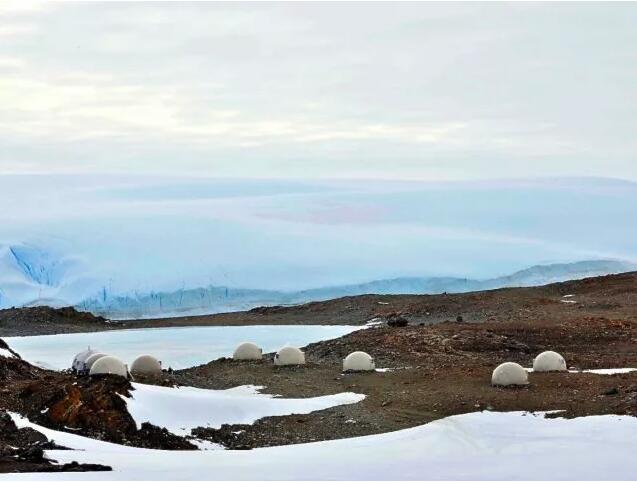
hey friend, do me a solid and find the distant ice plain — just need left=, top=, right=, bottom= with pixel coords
left=1, top=175, right=637, bottom=314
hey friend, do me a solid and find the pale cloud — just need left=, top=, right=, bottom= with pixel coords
left=0, top=56, right=26, bottom=69
left=0, top=2, right=636, bottom=180
left=0, top=72, right=467, bottom=149
left=0, top=24, right=38, bottom=36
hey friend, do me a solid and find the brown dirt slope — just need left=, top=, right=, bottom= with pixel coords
left=2, top=271, right=637, bottom=336
left=168, top=309, right=637, bottom=449
left=0, top=306, right=116, bottom=336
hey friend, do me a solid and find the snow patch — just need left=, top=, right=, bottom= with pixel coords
left=124, top=383, right=365, bottom=436
left=526, top=367, right=637, bottom=375
left=0, top=348, right=15, bottom=358
left=582, top=368, right=637, bottom=375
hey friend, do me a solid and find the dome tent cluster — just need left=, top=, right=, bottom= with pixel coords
left=85, top=352, right=107, bottom=370
left=492, top=350, right=568, bottom=387
left=274, top=346, right=306, bottom=366
left=232, top=342, right=376, bottom=372
left=130, top=355, right=163, bottom=375
left=233, top=342, right=262, bottom=360
left=72, top=347, right=101, bottom=374
left=91, top=355, right=129, bottom=378
left=491, top=362, right=528, bottom=386
left=343, top=351, right=375, bottom=372
left=231, top=342, right=307, bottom=366
left=72, top=342, right=566, bottom=389
left=74, top=342, right=378, bottom=379
left=71, top=348, right=163, bottom=379
left=533, top=350, right=567, bottom=372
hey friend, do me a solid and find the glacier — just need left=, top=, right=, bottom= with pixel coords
left=1, top=175, right=637, bottom=317
left=77, top=259, right=635, bottom=319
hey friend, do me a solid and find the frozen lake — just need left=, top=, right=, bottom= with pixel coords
left=4, top=325, right=360, bottom=371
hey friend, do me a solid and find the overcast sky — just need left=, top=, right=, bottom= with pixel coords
left=1, top=2, right=636, bottom=180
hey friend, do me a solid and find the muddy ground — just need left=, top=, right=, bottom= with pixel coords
left=1, top=272, right=636, bottom=466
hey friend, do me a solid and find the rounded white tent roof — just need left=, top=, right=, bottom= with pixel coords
left=533, top=351, right=567, bottom=372
left=85, top=353, right=107, bottom=370
left=491, top=362, right=528, bottom=386
left=72, top=347, right=99, bottom=371
left=233, top=342, right=262, bottom=361
left=90, top=355, right=128, bottom=378
left=130, top=355, right=162, bottom=375
left=274, top=346, right=305, bottom=366
left=343, top=351, right=375, bottom=372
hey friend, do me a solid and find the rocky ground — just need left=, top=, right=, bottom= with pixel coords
left=0, top=272, right=636, bottom=469
left=168, top=315, right=637, bottom=449
left=0, top=338, right=197, bottom=473
left=3, top=272, right=637, bottom=336
left=0, top=306, right=117, bottom=336
left=0, top=410, right=111, bottom=474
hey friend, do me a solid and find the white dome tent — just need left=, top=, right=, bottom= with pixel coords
left=533, top=351, right=567, bottom=372
left=233, top=342, right=262, bottom=361
left=343, top=351, right=375, bottom=372
left=274, top=346, right=305, bottom=366
left=85, top=353, right=107, bottom=371
left=491, top=362, right=528, bottom=386
left=130, top=355, right=162, bottom=375
left=71, top=347, right=100, bottom=374
left=90, top=355, right=129, bottom=378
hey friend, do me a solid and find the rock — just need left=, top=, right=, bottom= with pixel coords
left=17, top=444, right=45, bottom=462
left=0, top=409, right=112, bottom=472
left=137, top=422, right=197, bottom=450
left=386, top=314, right=408, bottom=327
left=58, top=461, right=112, bottom=472
left=603, top=387, right=619, bottom=396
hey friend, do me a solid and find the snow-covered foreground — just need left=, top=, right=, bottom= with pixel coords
left=125, top=383, right=364, bottom=436
left=4, top=325, right=360, bottom=370
left=5, top=411, right=637, bottom=480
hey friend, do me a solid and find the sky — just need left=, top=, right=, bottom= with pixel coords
left=1, top=1, right=636, bottom=181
